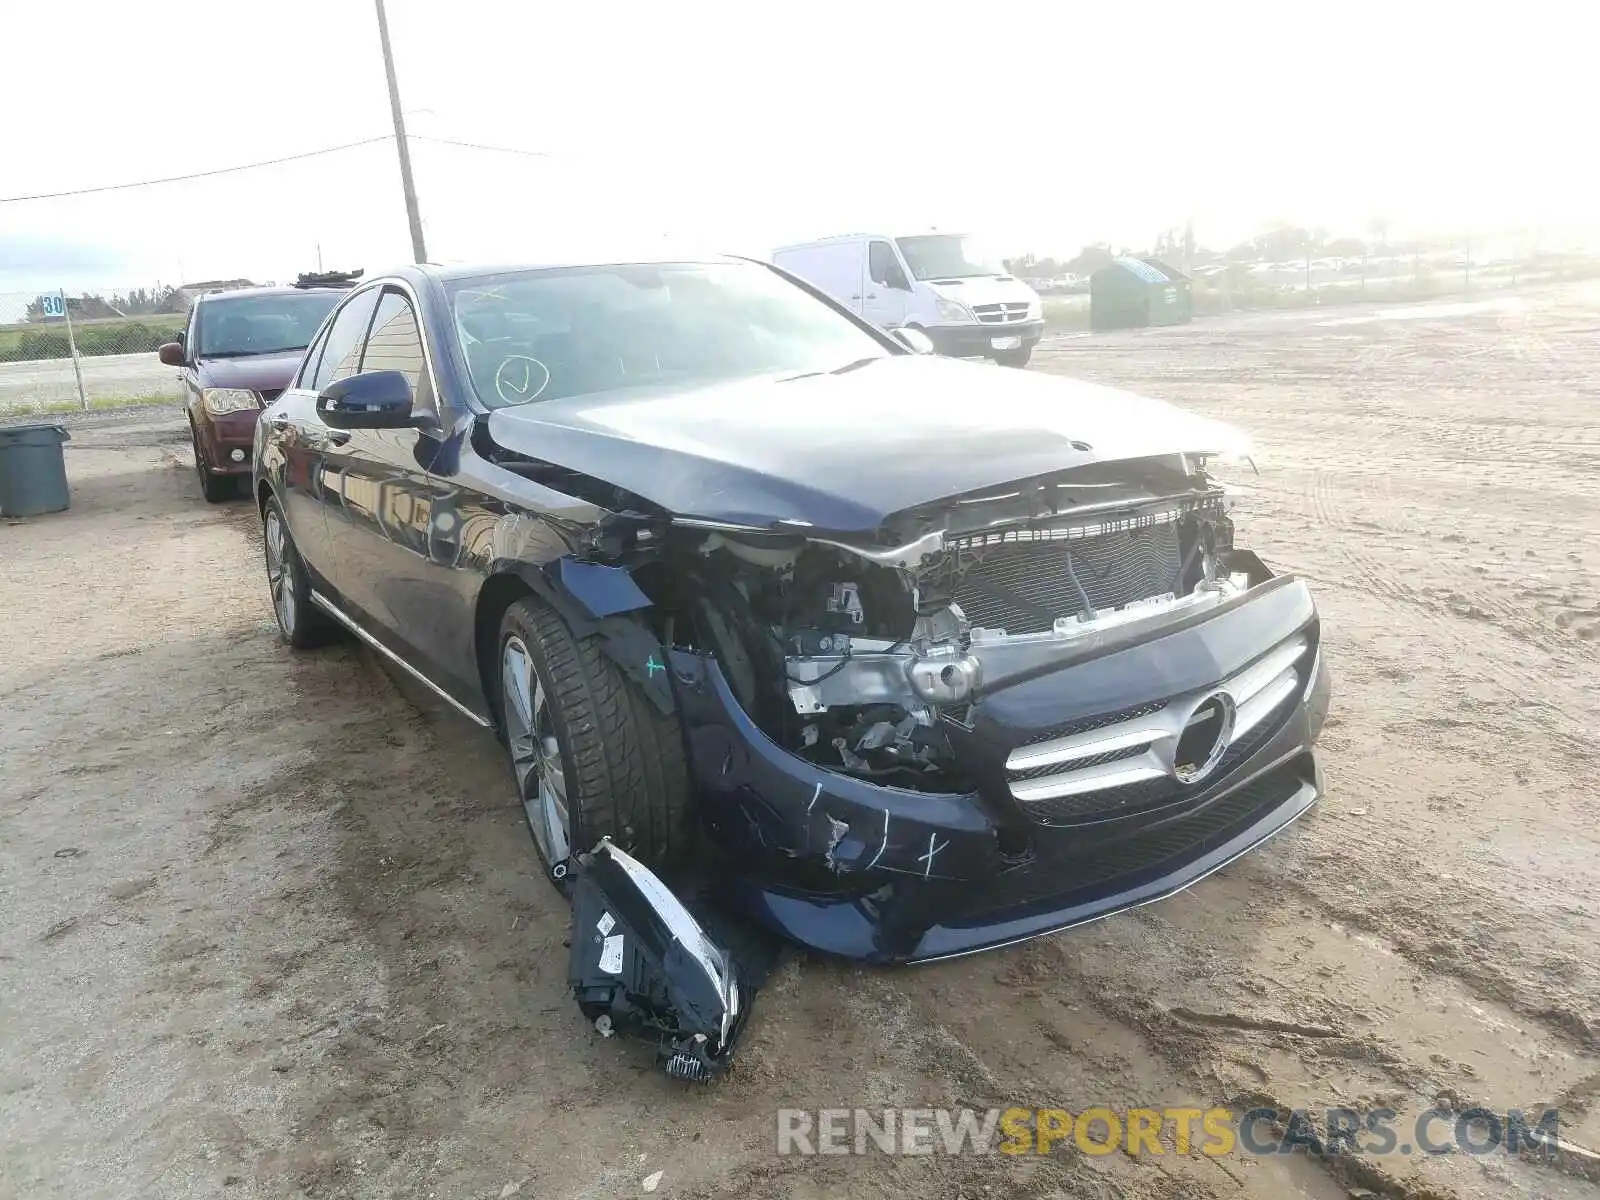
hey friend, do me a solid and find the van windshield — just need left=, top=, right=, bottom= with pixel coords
left=895, top=234, right=1005, bottom=281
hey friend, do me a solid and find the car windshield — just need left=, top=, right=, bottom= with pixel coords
left=448, top=261, right=892, bottom=409
left=195, top=292, right=342, bottom=357
left=895, top=234, right=1005, bottom=281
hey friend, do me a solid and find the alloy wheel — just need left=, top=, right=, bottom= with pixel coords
left=501, top=635, right=572, bottom=879
left=263, top=508, right=296, bottom=639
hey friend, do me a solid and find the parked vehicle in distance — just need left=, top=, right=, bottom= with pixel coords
left=772, top=232, right=1045, bottom=366
left=159, top=271, right=360, bottom=501
left=253, top=254, right=1329, bottom=1068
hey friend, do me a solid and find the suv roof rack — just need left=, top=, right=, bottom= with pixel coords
left=294, top=269, right=363, bottom=289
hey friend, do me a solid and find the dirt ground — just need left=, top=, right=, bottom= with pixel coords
left=4, top=284, right=1599, bottom=1200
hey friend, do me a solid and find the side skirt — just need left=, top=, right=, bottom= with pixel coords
left=308, top=589, right=493, bottom=728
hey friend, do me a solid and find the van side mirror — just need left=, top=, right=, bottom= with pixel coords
left=317, top=370, right=415, bottom=429
left=157, top=342, right=185, bottom=367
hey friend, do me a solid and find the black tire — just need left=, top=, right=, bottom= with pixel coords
left=261, top=495, right=338, bottom=649
left=193, top=425, right=238, bottom=503
left=993, top=344, right=1034, bottom=368
left=497, top=596, right=690, bottom=885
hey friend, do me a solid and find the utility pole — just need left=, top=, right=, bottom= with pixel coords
left=374, top=0, right=427, bottom=263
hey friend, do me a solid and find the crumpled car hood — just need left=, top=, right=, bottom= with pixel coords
left=486, top=354, right=1248, bottom=532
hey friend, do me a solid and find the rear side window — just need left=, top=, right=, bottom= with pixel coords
left=307, top=289, right=381, bottom=392
left=360, top=290, right=436, bottom=413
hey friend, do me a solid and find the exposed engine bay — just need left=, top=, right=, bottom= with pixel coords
left=669, top=454, right=1251, bottom=792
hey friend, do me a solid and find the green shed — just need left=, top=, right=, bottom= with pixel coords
left=1089, top=257, right=1193, bottom=330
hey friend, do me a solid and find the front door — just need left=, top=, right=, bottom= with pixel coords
left=863, top=239, right=911, bottom=329
left=277, top=285, right=382, bottom=583
left=319, top=287, right=451, bottom=664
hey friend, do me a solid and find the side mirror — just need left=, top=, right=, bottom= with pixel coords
left=157, top=342, right=185, bottom=367
left=891, top=327, right=936, bottom=355
left=317, top=370, right=415, bottom=429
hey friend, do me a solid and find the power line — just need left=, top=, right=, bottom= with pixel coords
left=0, top=136, right=395, bottom=204
left=410, top=135, right=563, bottom=160
left=0, top=132, right=572, bottom=207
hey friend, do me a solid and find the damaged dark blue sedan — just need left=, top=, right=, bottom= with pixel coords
left=254, top=254, right=1330, bottom=1077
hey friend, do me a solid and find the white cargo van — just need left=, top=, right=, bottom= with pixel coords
left=771, top=232, right=1045, bottom=366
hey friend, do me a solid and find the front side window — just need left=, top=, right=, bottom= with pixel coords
left=194, top=291, right=343, bottom=358
left=868, top=241, right=909, bottom=290
left=294, top=324, right=330, bottom=390
left=449, top=261, right=891, bottom=410
left=895, top=234, right=1005, bottom=281
left=361, top=290, right=437, bottom=413
left=307, top=288, right=381, bottom=392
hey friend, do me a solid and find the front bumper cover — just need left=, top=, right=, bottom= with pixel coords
left=921, top=318, right=1046, bottom=358
left=196, top=409, right=261, bottom=476
left=670, top=575, right=1330, bottom=964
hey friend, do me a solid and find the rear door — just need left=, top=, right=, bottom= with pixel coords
left=863, top=239, right=911, bottom=328
left=271, top=285, right=381, bottom=586
left=317, top=287, right=452, bottom=661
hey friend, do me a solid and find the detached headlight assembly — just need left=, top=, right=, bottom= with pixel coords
left=935, top=296, right=974, bottom=323
left=202, top=388, right=259, bottom=416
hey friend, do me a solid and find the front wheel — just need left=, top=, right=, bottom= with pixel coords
left=193, top=426, right=238, bottom=502
left=497, top=597, right=690, bottom=888
left=993, top=344, right=1034, bottom=368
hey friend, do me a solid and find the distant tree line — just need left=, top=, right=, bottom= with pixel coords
left=22, top=286, right=185, bottom=322
left=1006, top=224, right=1430, bottom=280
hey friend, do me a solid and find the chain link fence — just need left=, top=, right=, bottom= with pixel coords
left=0, top=288, right=187, bottom=415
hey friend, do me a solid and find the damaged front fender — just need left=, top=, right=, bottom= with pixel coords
left=495, top=556, right=677, bottom=717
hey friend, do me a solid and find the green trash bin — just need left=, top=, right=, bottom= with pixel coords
left=0, top=423, right=72, bottom=517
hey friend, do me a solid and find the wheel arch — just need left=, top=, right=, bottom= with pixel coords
left=473, top=571, right=536, bottom=727
left=472, top=557, right=678, bottom=730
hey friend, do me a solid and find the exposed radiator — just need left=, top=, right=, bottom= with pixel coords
left=953, top=521, right=1183, bottom=634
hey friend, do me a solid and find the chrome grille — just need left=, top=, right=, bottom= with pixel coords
left=1018, top=700, right=1169, bottom=748
left=1020, top=703, right=1286, bottom=824
left=953, top=522, right=1182, bottom=635
left=1003, top=635, right=1315, bottom=825
left=973, top=301, right=1032, bottom=325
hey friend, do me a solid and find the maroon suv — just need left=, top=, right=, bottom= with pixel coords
left=159, top=272, right=358, bottom=501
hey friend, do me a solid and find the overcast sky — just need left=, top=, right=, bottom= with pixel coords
left=1, top=0, right=1592, bottom=293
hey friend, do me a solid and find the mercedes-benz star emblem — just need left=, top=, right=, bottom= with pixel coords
left=1169, top=690, right=1237, bottom=786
